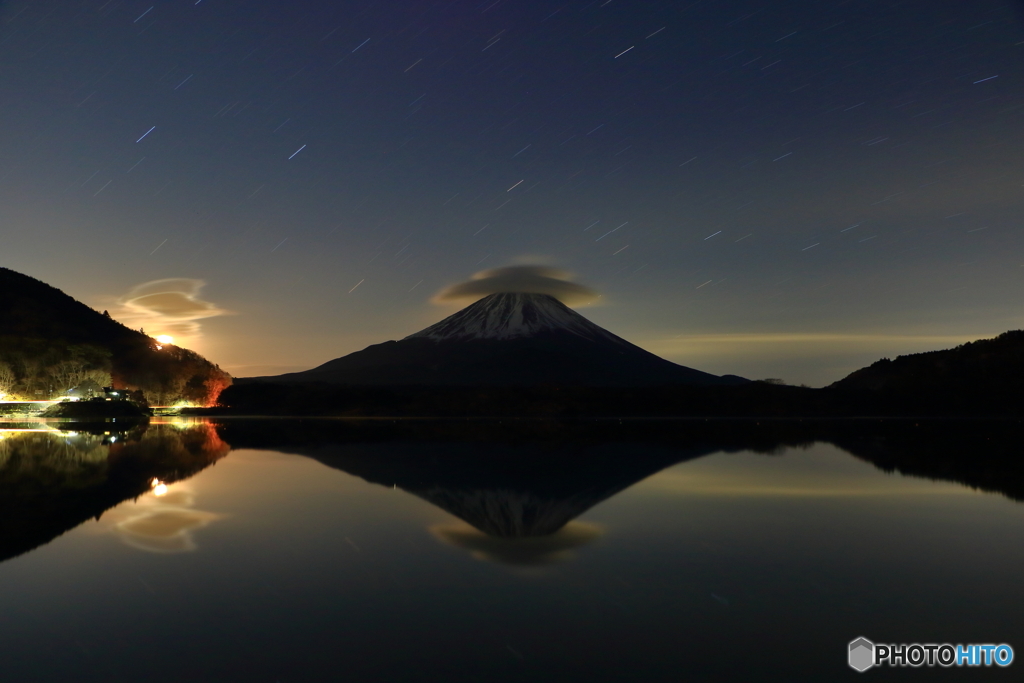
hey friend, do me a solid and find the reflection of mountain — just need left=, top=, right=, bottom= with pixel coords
left=430, top=521, right=604, bottom=566
left=10, top=418, right=1020, bottom=569
left=320, top=442, right=714, bottom=538
left=216, top=419, right=805, bottom=543
left=0, top=422, right=229, bottom=564
left=216, top=417, right=1024, bottom=538
left=245, top=437, right=711, bottom=565
left=422, top=486, right=604, bottom=537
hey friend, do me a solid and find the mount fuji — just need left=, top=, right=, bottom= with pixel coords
left=247, top=293, right=747, bottom=387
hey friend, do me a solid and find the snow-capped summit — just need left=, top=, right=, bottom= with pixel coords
left=406, top=292, right=625, bottom=344
left=247, top=291, right=747, bottom=387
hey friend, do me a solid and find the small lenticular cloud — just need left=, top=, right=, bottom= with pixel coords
left=119, top=278, right=230, bottom=340
left=433, top=265, right=599, bottom=307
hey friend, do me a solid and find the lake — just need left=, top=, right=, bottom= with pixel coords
left=1, top=418, right=1022, bottom=681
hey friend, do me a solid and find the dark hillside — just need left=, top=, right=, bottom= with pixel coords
left=0, top=267, right=230, bottom=405
left=0, top=268, right=139, bottom=343
left=827, top=331, right=1024, bottom=414
left=831, top=331, right=1024, bottom=392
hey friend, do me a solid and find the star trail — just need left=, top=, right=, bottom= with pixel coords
left=1, top=0, right=1022, bottom=384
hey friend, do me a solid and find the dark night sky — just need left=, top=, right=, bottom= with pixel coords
left=2, top=0, right=1023, bottom=384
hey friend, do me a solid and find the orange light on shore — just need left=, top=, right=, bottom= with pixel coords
left=155, top=335, right=174, bottom=344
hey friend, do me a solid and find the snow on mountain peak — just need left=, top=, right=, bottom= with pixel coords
left=405, top=292, right=627, bottom=344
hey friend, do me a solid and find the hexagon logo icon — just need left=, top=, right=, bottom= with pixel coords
left=849, top=637, right=875, bottom=672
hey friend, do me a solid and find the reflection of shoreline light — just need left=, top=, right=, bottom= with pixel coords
left=430, top=521, right=603, bottom=567
left=150, top=478, right=168, bottom=496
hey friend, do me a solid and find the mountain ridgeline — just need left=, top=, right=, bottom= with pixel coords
left=7, top=266, right=1017, bottom=417
left=831, top=330, right=1024, bottom=393
left=0, top=268, right=230, bottom=405
left=246, top=292, right=748, bottom=388
left=823, top=330, right=1024, bottom=414
left=225, top=292, right=1024, bottom=416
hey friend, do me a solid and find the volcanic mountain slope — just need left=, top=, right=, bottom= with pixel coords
left=0, top=267, right=230, bottom=404
left=250, top=292, right=746, bottom=387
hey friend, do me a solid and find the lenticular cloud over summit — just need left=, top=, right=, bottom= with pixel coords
left=433, top=265, right=599, bottom=307
left=118, top=279, right=230, bottom=339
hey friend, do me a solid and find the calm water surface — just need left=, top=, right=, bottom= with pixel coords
left=1, top=418, right=1022, bottom=682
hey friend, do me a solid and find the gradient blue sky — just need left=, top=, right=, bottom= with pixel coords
left=2, top=0, right=1023, bottom=385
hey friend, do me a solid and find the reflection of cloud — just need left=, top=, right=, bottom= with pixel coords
left=117, top=278, right=231, bottom=340
left=430, top=520, right=603, bottom=567
left=116, top=509, right=221, bottom=553
left=432, top=265, right=599, bottom=307
left=112, top=484, right=221, bottom=553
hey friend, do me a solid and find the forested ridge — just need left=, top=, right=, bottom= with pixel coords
left=0, top=268, right=230, bottom=405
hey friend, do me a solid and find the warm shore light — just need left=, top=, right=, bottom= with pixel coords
left=156, top=335, right=174, bottom=344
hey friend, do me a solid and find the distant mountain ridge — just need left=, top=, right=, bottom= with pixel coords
left=222, top=322, right=1024, bottom=417
left=830, top=330, right=1024, bottom=392
left=247, top=292, right=747, bottom=387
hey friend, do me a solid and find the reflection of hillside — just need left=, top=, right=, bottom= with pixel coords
left=0, top=421, right=229, bottom=564
left=820, top=421, right=1024, bottom=503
